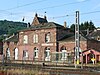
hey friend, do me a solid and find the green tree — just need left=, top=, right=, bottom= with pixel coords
left=70, top=21, right=96, bottom=32
left=0, top=20, right=27, bottom=40
left=70, top=24, right=75, bottom=32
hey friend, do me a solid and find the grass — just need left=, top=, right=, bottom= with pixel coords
left=0, top=66, right=49, bottom=75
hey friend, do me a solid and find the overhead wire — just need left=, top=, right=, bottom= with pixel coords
left=0, top=0, right=48, bottom=15
left=35, top=0, right=90, bottom=11
left=1, top=0, right=100, bottom=23
left=49, top=10, right=100, bottom=20
left=5, top=0, right=48, bottom=10
left=0, top=0, right=90, bottom=16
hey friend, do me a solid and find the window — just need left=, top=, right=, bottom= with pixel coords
left=61, top=50, right=67, bottom=61
left=97, top=36, right=100, bottom=41
left=34, top=47, right=38, bottom=58
left=6, top=48, right=10, bottom=59
left=14, top=48, right=18, bottom=60
left=23, top=50, right=28, bottom=59
left=61, top=46, right=67, bottom=61
left=45, top=47, right=50, bottom=61
left=33, top=34, right=38, bottom=43
left=23, top=35, right=28, bottom=44
left=45, top=33, right=50, bottom=43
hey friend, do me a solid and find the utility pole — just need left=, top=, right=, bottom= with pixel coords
left=75, top=11, right=80, bottom=68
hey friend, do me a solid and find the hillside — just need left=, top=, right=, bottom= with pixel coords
left=0, top=20, right=27, bottom=40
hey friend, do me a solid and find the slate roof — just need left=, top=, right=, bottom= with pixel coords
left=31, top=22, right=64, bottom=29
left=87, top=28, right=100, bottom=41
left=4, top=34, right=18, bottom=42
left=59, top=34, right=87, bottom=42
left=89, top=29, right=100, bottom=37
left=20, top=22, right=67, bottom=32
left=37, top=17, right=48, bottom=24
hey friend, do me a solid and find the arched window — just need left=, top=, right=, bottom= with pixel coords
left=23, top=35, right=28, bottom=44
left=97, top=36, right=100, bottom=41
left=45, top=32, right=50, bottom=43
left=23, top=50, right=28, bottom=60
left=14, top=48, right=18, bottom=60
left=45, top=47, right=50, bottom=61
left=60, top=46, right=67, bottom=61
left=33, top=34, right=38, bottom=43
left=34, top=47, right=38, bottom=58
left=6, top=48, right=10, bottom=59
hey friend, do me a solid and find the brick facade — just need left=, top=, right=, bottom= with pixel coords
left=3, top=41, right=18, bottom=60
left=18, top=28, right=57, bottom=61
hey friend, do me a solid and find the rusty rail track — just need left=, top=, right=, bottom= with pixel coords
left=0, top=62, right=100, bottom=75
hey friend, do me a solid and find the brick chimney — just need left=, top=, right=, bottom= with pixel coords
left=35, top=13, right=38, bottom=17
left=27, top=22, right=30, bottom=28
left=44, top=15, right=47, bottom=20
left=64, top=21, right=67, bottom=28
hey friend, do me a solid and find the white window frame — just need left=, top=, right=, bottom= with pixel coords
left=23, top=50, right=28, bottom=59
left=6, top=48, right=10, bottom=59
left=14, top=48, right=18, bottom=60
left=45, top=47, right=50, bottom=61
left=23, top=35, right=28, bottom=44
left=34, top=47, right=38, bottom=58
left=61, top=50, right=67, bottom=61
left=33, top=34, right=38, bottom=43
left=45, top=33, right=50, bottom=43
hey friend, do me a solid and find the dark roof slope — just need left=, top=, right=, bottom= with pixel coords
left=31, top=22, right=64, bottom=29
left=4, top=34, right=18, bottom=42
left=20, top=22, right=67, bottom=32
left=89, top=29, right=100, bottom=37
left=37, top=17, right=48, bottom=24
left=59, top=34, right=87, bottom=42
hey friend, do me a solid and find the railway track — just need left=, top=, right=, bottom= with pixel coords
left=0, top=63, right=100, bottom=75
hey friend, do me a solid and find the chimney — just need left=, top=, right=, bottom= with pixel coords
left=35, top=13, right=38, bottom=17
left=27, top=22, right=30, bottom=28
left=44, top=11, right=47, bottom=19
left=44, top=15, right=47, bottom=20
left=64, top=21, right=67, bottom=28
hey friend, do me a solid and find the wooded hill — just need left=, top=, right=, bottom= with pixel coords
left=0, top=20, right=27, bottom=40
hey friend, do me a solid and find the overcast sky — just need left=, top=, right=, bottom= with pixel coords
left=0, top=0, right=100, bottom=27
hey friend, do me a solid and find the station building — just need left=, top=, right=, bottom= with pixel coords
left=2, top=13, right=100, bottom=64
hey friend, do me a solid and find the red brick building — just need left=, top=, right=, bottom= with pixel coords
left=2, top=14, right=100, bottom=64
left=3, top=14, right=72, bottom=61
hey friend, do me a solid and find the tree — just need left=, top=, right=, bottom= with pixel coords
left=70, top=24, right=75, bottom=32
left=70, top=21, right=96, bottom=32
left=0, top=20, right=27, bottom=40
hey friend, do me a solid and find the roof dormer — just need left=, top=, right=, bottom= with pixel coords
left=31, top=13, right=48, bottom=26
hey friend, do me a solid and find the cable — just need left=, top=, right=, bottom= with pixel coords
left=0, top=0, right=47, bottom=15
left=81, top=10, right=100, bottom=15
left=0, top=0, right=90, bottom=15
left=36, top=0, right=90, bottom=11
left=49, top=10, right=100, bottom=20
left=5, top=0, right=48, bottom=10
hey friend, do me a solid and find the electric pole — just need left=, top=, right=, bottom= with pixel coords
left=75, top=11, right=80, bottom=68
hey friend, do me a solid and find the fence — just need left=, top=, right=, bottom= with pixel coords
left=51, top=52, right=74, bottom=63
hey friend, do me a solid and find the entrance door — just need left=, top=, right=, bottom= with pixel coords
left=88, top=53, right=94, bottom=63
